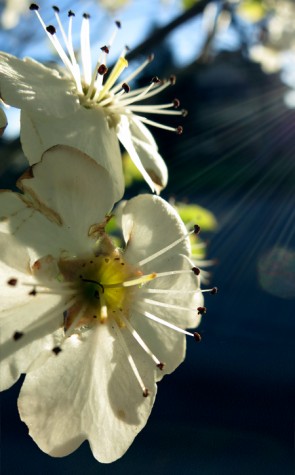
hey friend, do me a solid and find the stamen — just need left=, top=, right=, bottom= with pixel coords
left=143, top=298, right=198, bottom=313
left=113, top=320, right=149, bottom=397
left=140, top=310, right=197, bottom=339
left=138, top=227, right=197, bottom=267
left=7, top=278, right=18, bottom=286
left=102, top=273, right=156, bottom=289
left=121, top=315, right=164, bottom=368
left=95, top=56, right=128, bottom=102
left=13, top=331, right=24, bottom=341
left=197, top=306, right=207, bottom=315
left=52, top=346, right=62, bottom=355
left=132, top=115, right=183, bottom=133
left=81, top=13, right=92, bottom=85
left=111, top=55, right=154, bottom=95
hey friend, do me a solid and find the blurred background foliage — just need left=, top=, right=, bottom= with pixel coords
left=0, top=1, right=294, bottom=474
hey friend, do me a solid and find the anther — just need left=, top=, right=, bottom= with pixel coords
left=170, top=75, right=176, bottom=85
left=52, top=346, right=62, bottom=355
left=46, top=25, right=56, bottom=35
left=197, top=306, right=207, bottom=315
left=143, top=388, right=149, bottom=397
left=68, top=10, right=75, bottom=17
left=7, top=278, right=17, bottom=286
left=13, top=331, right=24, bottom=341
left=52, top=6, right=59, bottom=12
left=182, top=109, right=188, bottom=117
left=83, top=13, right=90, bottom=19
left=115, top=20, right=121, bottom=29
left=101, top=45, right=110, bottom=54
left=192, top=267, right=200, bottom=275
left=157, top=362, right=165, bottom=370
left=148, top=53, right=154, bottom=62
left=29, top=288, right=37, bottom=296
left=122, top=83, right=130, bottom=93
left=98, top=64, right=108, bottom=75
left=211, top=287, right=218, bottom=295
left=29, top=3, right=39, bottom=10
left=173, top=98, right=180, bottom=108
left=176, top=126, right=183, bottom=135
left=194, top=224, right=201, bottom=235
left=194, top=332, right=202, bottom=342
left=151, top=76, right=161, bottom=84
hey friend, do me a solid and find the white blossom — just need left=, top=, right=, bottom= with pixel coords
left=0, top=145, right=211, bottom=463
left=0, top=4, right=186, bottom=193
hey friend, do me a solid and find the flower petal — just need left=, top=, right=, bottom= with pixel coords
left=22, top=145, right=117, bottom=251
left=0, top=232, right=65, bottom=389
left=121, top=194, right=191, bottom=264
left=20, top=107, right=124, bottom=202
left=18, top=322, right=156, bottom=463
left=0, top=107, right=7, bottom=136
left=0, top=53, right=77, bottom=116
left=117, top=116, right=168, bottom=193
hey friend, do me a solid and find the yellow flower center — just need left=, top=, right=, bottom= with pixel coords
left=58, top=251, right=142, bottom=327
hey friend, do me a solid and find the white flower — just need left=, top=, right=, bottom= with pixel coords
left=0, top=145, right=213, bottom=463
left=0, top=4, right=186, bottom=194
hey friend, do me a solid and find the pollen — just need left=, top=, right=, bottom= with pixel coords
left=58, top=251, right=142, bottom=327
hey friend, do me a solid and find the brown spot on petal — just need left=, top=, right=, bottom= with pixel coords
left=117, top=409, right=126, bottom=420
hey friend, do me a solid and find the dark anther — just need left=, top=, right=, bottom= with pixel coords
left=197, top=306, right=207, bottom=315
left=192, top=267, right=200, bottom=276
left=157, top=362, right=165, bottom=370
left=52, top=6, right=59, bottom=12
left=29, top=4, right=39, bottom=11
left=13, top=331, right=24, bottom=341
left=68, top=10, right=75, bottom=17
left=211, top=287, right=218, bottom=295
left=46, top=25, right=56, bottom=35
left=148, top=53, right=154, bottom=62
left=169, top=75, right=176, bottom=85
left=98, top=64, right=108, bottom=75
left=176, top=126, right=183, bottom=135
left=122, top=82, right=130, bottom=93
left=29, top=288, right=37, bottom=296
left=173, top=98, right=180, bottom=108
left=194, top=224, right=201, bottom=235
left=7, top=278, right=17, bottom=286
left=194, top=332, right=202, bottom=342
left=143, top=388, right=149, bottom=397
left=115, top=20, right=121, bottom=28
left=101, top=45, right=110, bottom=54
left=151, top=76, right=160, bottom=84
left=52, top=346, right=62, bottom=355
left=182, top=109, right=188, bottom=117
left=83, top=13, right=90, bottom=19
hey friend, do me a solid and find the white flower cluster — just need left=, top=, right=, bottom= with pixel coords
left=0, top=4, right=216, bottom=464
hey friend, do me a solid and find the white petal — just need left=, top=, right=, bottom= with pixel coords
left=21, top=107, right=124, bottom=203
left=117, top=115, right=168, bottom=193
left=19, top=145, right=116, bottom=247
left=122, top=194, right=191, bottom=264
left=18, top=323, right=156, bottom=463
left=0, top=53, right=77, bottom=117
left=130, top=309, right=186, bottom=379
left=0, top=107, right=7, bottom=136
left=0, top=190, right=88, bottom=261
left=0, top=298, right=62, bottom=390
